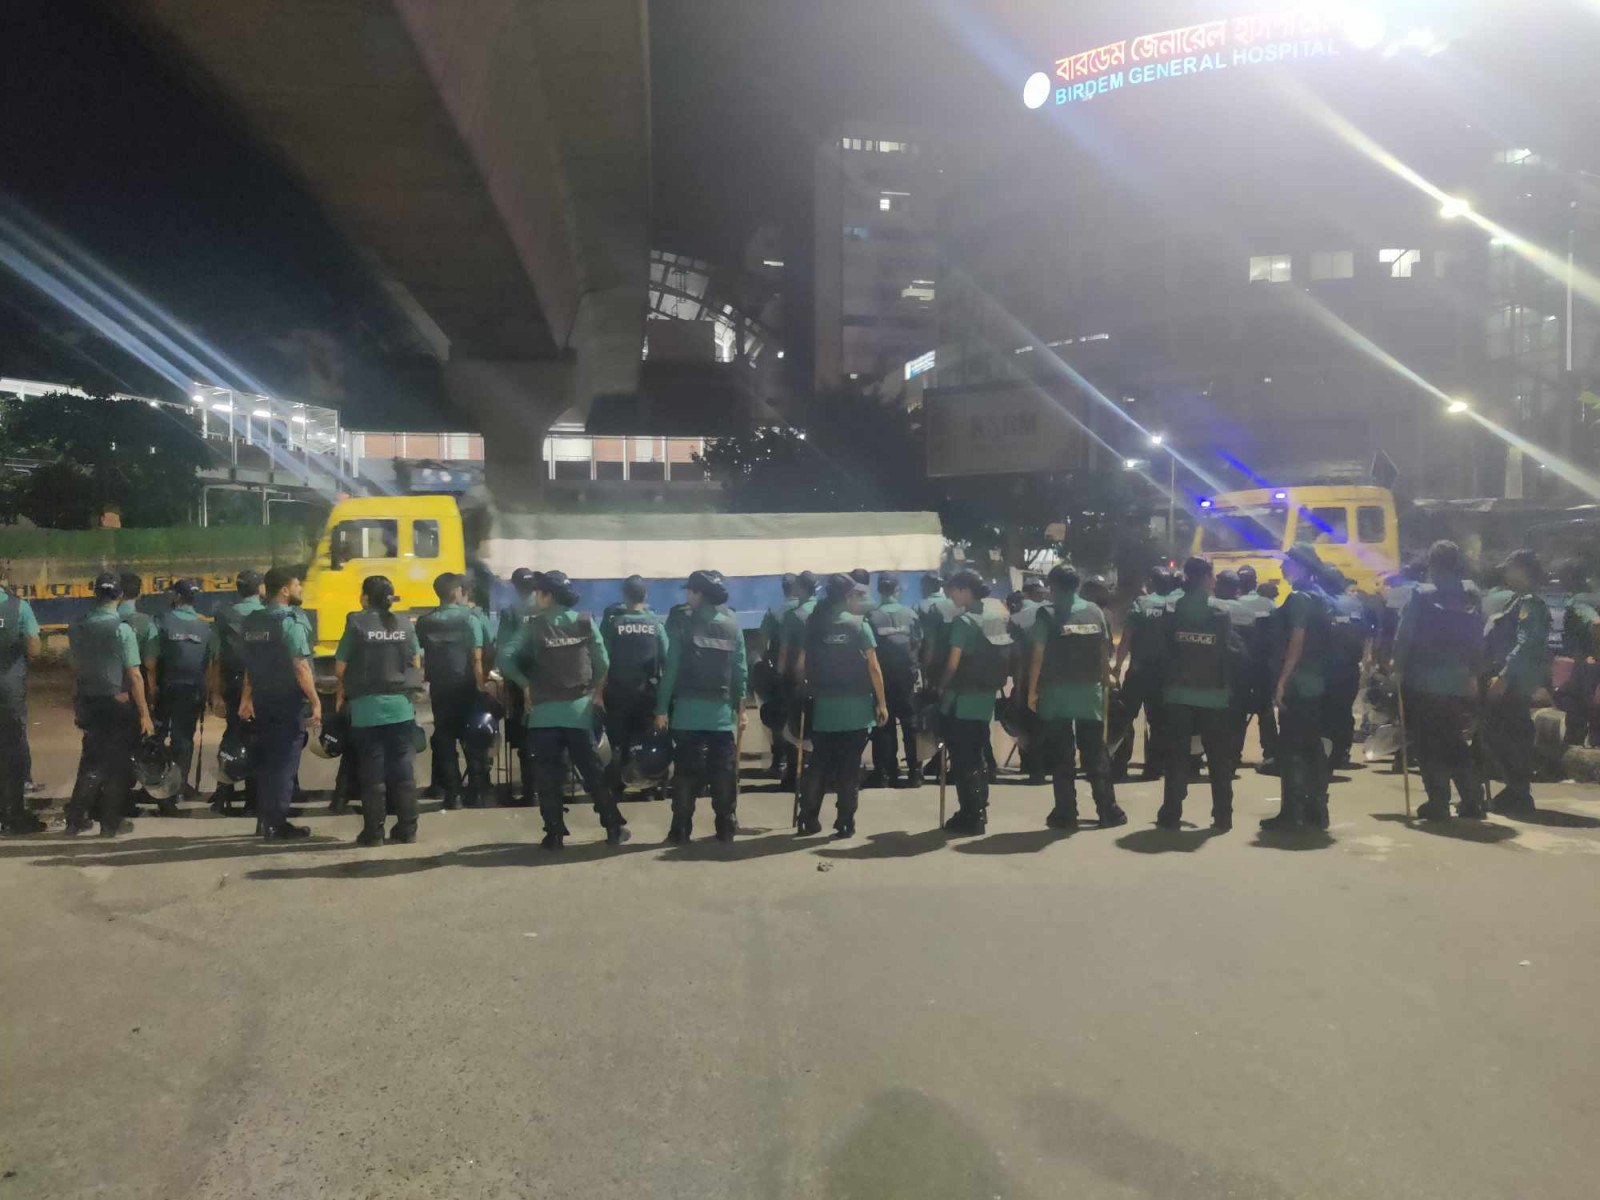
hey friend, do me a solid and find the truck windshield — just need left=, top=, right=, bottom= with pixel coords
left=1199, top=506, right=1286, bottom=553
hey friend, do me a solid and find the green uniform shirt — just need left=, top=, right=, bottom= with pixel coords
left=809, top=609, right=879, bottom=733
left=208, top=595, right=263, bottom=653
left=1029, top=592, right=1106, bottom=721
left=500, top=605, right=608, bottom=730
left=655, top=604, right=749, bottom=732
left=495, top=595, right=539, bottom=665
left=941, top=606, right=998, bottom=722
left=1488, top=593, right=1552, bottom=696
left=1163, top=590, right=1232, bottom=710
left=118, top=599, right=160, bottom=660
left=760, top=596, right=798, bottom=660
left=336, top=620, right=421, bottom=728
left=0, top=586, right=41, bottom=637
left=1281, top=586, right=1327, bottom=699
left=779, top=596, right=818, bottom=666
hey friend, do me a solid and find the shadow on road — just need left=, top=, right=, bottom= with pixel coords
left=1498, top=806, right=1600, bottom=829
left=1373, top=813, right=1520, bottom=844
left=658, top=831, right=816, bottom=864
left=815, top=828, right=948, bottom=861
left=246, top=837, right=658, bottom=880
left=825, top=1088, right=1017, bottom=1200
left=19, top=833, right=349, bottom=868
left=1023, top=1085, right=1295, bottom=1200
left=953, top=827, right=1076, bottom=855
left=1250, top=828, right=1336, bottom=851
left=1115, top=826, right=1220, bottom=854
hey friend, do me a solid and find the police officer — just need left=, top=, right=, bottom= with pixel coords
left=1556, top=560, right=1599, bottom=749
left=148, top=579, right=210, bottom=803
left=416, top=572, right=489, bottom=810
left=336, top=575, right=422, bottom=844
left=1006, top=587, right=1048, bottom=784
left=655, top=569, right=747, bottom=843
left=1026, top=564, right=1124, bottom=829
left=1262, top=545, right=1332, bottom=831
left=1233, top=565, right=1279, bottom=768
left=776, top=570, right=820, bottom=790
left=1156, top=558, right=1244, bottom=831
left=117, top=572, right=159, bottom=696
left=495, top=567, right=541, bottom=806
left=917, top=572, right=959, bottom=777
left=600, top=574, right=669, bottom=795
left=64, top=573, right=154, bottom=836
left=758, top=573, right=799, bottom=778
left=1380, top=558, right=1426, bottom=658
left=239, top=565, right=321, bottom=840
left=865, top=571, right=923, bottom=788
left=1393, top=540, right=1485, bottom=820
left=797, top=574, right=888, bottom=836
left=849, top=568, right=877, bottom=616
left=501, top=570, right=627, bottom=850
left=0, top=566, right=44, bottom=835
left=1081, top=574, right=1114, bottom=610
left=208, top=570, right=264, bottom=813
left=1111, top=567, right=1175, bottom=781
left=1322, top=569, right=1375, bottom=770
left=1481, top=549, right=1551, bottom=816
left=937, top=568, right=1011, bottom=835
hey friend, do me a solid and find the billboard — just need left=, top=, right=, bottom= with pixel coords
left=925, top=385, right=1087, bottom=478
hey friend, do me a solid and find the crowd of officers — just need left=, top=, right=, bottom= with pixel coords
left=0, top=537, right=1584, bottom=844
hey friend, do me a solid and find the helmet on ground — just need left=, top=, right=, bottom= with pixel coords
left=133, top=736, right=181, bottom=800
left=623, top=727, right=673, bottom=787
left=759, top=699, right=782, bottom=731
left=461, top=693, right=502, bottom=752
left=410, top=722, right=428, bottom=754
left=217, top=726, right=254, bottom=784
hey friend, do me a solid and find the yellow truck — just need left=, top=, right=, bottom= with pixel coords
left=1191, top=484, right=1400, bottom=596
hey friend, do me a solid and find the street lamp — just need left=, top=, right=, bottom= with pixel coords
left=1446, top=399, right=1469, bottom=414
left=1438, top=196, right=1471, bottom=220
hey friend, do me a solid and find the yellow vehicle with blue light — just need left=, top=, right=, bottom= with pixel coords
left=1192, top=484, right=1400, bottom=596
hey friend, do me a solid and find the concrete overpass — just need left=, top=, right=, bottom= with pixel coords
left=124, top=0, right=651, bottom=504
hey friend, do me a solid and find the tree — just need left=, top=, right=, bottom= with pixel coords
left=699, top=381, right=1159, bottom=576
left=0, top=392, right=208, bottom=527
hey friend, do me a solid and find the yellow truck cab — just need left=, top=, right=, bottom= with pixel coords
left=300, top=494, right=467, bottom=663
left=1192, top=485, right=1399, bottom=596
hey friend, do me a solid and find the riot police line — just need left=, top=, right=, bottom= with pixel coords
left=0, top=537, right=1583, bottom=843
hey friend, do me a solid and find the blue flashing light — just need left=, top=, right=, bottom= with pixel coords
left=1199, top=499, right=1213, bottom=508
left=1273, top=490, right=1288, bottom=500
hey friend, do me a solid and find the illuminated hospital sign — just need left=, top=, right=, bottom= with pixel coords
left=1022, top=6, right=1424, bottom=108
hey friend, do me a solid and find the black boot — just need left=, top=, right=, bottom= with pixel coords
left=861, top=770, right=887, bottom=789
left=1045, top=806, right=1078, bottom=830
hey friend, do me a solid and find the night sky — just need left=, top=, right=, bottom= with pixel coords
left=1, top=1, right=1593, bottom=404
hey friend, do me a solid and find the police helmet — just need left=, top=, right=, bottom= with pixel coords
left=945, top=568, right=989, bottom=600
left=133, top=736, right=182, bottom=800
left=1081, top=574, right=1113, bottom=606
left=759, top=698, right=782, bottom=731
left=217, top=727, right=254, bottom=784
left=686, top=569, right=729, bottom=606
left=623, top=727, right=674, bottom=788
left=309, top=712, right=348, bottom=760
left=410, top=722, right=428, bottom=754
left=995, top=694, right=1036, bottom=749
left=461, top=694, right=503, bottom=752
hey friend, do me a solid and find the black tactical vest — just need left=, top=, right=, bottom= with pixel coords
left=606, top=610, right=663, bottom=685
left=1325, top=593, right=1370, bottom=663
left=679, top=608, right=740, bottom=700
left=1404, top=583, right=1482, bottom=670
left=158, top=611, right=210, bottom=687
left=1562, top=592, right=1600, bottom=658
left=808, top=613, right=872, bottom=698
left=71, top=613, right=128, bottom=698
left=1164, top=599, right=1231, bottom=692
left=241, top=608, right=302, bottom=706
left=951, top=607, right=1013, bottom=692
left=344, top=609, right=415, bottom=698
left=1040, top=599, right=1106, bottom=686
left=521, top=612, right=595, bottom=703
left=868, top=604, right=918, bottom=679
left=416, top=606, right=475, bottom=687
left=214, top=599, right=251, bottom=677
left=1270, top=589, right=1328, bottom=677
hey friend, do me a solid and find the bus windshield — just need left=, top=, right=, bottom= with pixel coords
left=1199, top=506, right=1287, bottom=553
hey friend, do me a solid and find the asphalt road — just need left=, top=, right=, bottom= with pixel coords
left=4, top=682, right=1600, bottom=1199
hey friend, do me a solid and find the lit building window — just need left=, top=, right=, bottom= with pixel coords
left=879, top=140, right=902, bottom=152
left=761, top=259, right=785, bottom=268
left=900, top=279, right=936, bottom=302
left=879, top=196, right=892, bottom=212
left=1310, top=250, right=1354, bottom=280
left=904, top=350, right=936, bottom=379
left=1248, top=254, right=1292, bottom=283
left=1379, top=248, right=1421, bottom=278
left=844, top=225, right=870, bottom=241
left=1493, top=147, right=1539, bottom=166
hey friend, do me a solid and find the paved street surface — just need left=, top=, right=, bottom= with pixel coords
left=5, top=680, right=1600, bottom=1199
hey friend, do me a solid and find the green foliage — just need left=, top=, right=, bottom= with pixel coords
left=0, top=393, right=207, bottom=528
